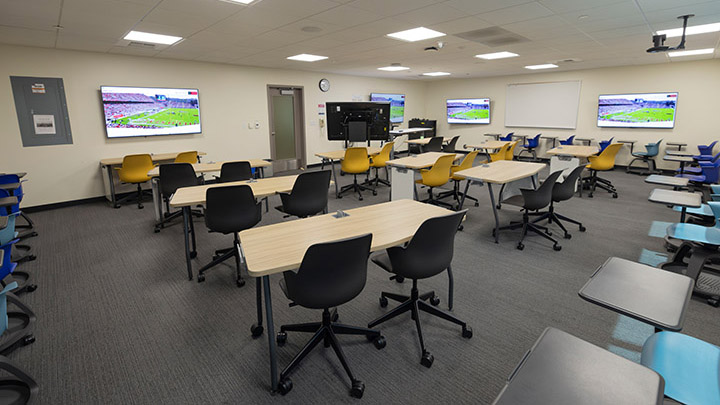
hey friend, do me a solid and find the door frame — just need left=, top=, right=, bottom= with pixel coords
left=267, top=85, right=306, bottom=172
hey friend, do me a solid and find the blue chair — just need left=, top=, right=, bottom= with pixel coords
left=499, top=132, right=513, bottom=142
left=681, top=152, right=720, bottom=175
left=641, top=331, right=720, bottom=404
left=559, top=135, right=575, bottom=145
left=677, top=158, right=720, bottom=185
left=0, top=210, right=35, bottom=294
left=698, top=140, right=717, bottom=156
left=0, top=189, right=34, bottom=264
left=598, top=137, right=614, bottom=152
left=0, top=174, right=35, bottom=238
left=517, top=134, right=541, bottom=160
left=627, top=139, right=662, bottom=174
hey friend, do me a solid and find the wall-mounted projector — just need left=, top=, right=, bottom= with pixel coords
left=647, top=14, right=693, bottom=53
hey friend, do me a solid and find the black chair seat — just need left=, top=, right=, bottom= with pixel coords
left=371, top=252, right=393, bottom=273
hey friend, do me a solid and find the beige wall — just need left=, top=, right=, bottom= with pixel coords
left=0, top=44, right=426, bottom=207
left=426, top=59, right=720, bottom=167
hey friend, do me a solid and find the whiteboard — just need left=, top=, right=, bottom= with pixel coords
left=505, top=80, right=581, bottom=129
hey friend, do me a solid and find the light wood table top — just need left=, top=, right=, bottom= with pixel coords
left=546, top=145, right=599, bottom=158
left=147, top=160, right=270, bottom=177
left=406, top=137, right=452, bottom=146
left=239, top=199, right=454, bottom=276
left=100, top=151, right=207, bottom=166
left=454, top=160, right=546, bottom=184
left=315, top=147, right=382, bottom=161
left=466, top=140, right=510, bottom=150
left=170, top=175, right=300, bottom=208
left=386, top=152, right=459, bottom=170
left=390, top=128, right=433, bottom=135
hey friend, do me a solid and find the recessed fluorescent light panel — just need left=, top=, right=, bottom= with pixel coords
left=668, top=48, right=715, bottom=57
left=123, top=30, right=182, bottom=45
left=524, top=64, right=558, bottom=70
left=387, top=27, right=445, bottom=42
left=475, top=51, right=519, bottom=60
left=658, top=22, right=720, bottom=38
left=221, top=0, right=256, bottom=4
left=287, top=54, right=328, bottom=62
left=378, top=66, right=410, bottom=71
left=423, top=72, right=451, bottom=76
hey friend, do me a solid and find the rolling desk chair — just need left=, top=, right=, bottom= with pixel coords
left=627, top=139, right=662, bottom=175
left=697, top=141, right=717, bottom=156
left=681, top=152, right=720, bottom=175
left=368, top=211, right=472, bottom=368
left=0, top=354, right=37, bottom=403
left=174, top=151, right=198, bottom=164
left=0, top=174, right=36, bottom=240
left=0, top=218, right=36, bottom=294
left=500, top=170, right=564, bottom=251
left=275, top=170, right=331, bottom=219
left=338, top=147, right=375, bottom=201
left=499, top=133, right=514, bottom=142
left=368, top=142, right=394, bottom=187
left=442, top=136, right=460, bottom=153
left=559, top=135, right=575, bottom=145
left=217, top=161, right=252, bottom=183
left=532, top=166, right=586, bottom=239
left=441, top=151, right=480, bottom=207
left=506, top=141, right=519, bottom=161
left=584, top=143, right=623, bottom=198
left=422, top=136, right=444, bottom=153
left=0, top=191, right=34, bottom=265
left=154, top=163, right=202, bottom=233
left=490, top=143, right=511, bottom=162
left=518, top=134, right=541, bottom=161
left=598, top=137, right=614, bottom=153
left=415, top=154, right=455, bottom=209
left=114, top=154, right=155, bottom=209
left=677, top=159, right=720, bottom=186
left=196, top=185, right=261, bottom=287
left=275, top=234, right=385, bottom=398
left=0, top=280, right=35, bottom=355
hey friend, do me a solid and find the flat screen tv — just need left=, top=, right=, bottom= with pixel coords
left=370, top=93, right=405, bottom=123
left=597, top=92, right=677, bottom=128
left=101, top=86, right=201, bottom=138
left=326, top=102, right=390, bottom=142
left=447, top=98, right=490, bottom=124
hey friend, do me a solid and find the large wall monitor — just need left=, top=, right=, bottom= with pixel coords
left=370, top=93, right=405, bottom=123
left=101, top=86, right=201, bottom=138
left=597, top=92, right=678, bottom=128
left=447, top=98, right=490, bottom=124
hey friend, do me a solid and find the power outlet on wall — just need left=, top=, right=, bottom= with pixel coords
left=254, top=121, right=260, bottom=129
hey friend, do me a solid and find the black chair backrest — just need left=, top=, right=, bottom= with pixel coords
left=283, top=170, right=331, bottom=217
left=552, top=166, right=585, bottom=202
left=520, top=170, right=563, bottom=211
left=219, top=161, right=253, bottom=183
left=442, top=136, right=460, bottom=153
left=205, top=185, right=261, bottom=234
left=283, top=233, right=373, bottom=309
left=424, top=137, right=444, bottom=152
left=159, top=163, right=198, bottom=197
left=387, top=210, right=466, bottom=280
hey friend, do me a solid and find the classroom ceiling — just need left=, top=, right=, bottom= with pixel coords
left=2, top=0, right=720, bottom=79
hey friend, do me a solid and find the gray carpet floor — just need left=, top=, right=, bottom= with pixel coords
left=10, top=164, right=720, bottom=404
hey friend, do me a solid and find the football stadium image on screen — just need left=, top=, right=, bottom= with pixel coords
left=370, top=93, right=405, bottom=123
left=597, top=92, right=677, bottom=128
left=101, top=86, right=201, bottom=138
left=447, top=98, right=490, bottom=124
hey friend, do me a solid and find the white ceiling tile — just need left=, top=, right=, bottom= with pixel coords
left=308, top=5, right=384, bottom=26
left=539, top=0, right=631, bottom=13
left=394, top=3, right=469, bottom=26
left=55, top=32, right=116, bottom=52
left=349, top=0, right=440, bottom=17
left=445, top=0, right=534, bottom=15
left=479, top=2, right=555, bottom=25
left=0, top=26, right=57, bottom=48
left=429, top=16, right=493, bottom=36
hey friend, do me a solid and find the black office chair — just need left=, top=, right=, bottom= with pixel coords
left=154, top=163, right=202, bottom=233
left=217, top=161, right=253, bottom=183
left=442, top=136, right=460, bottom=153
left=275, top=234, right=385, bottom=398
left=196, top=185, right=261, bottom=287
left=499, top=170, right=563, bottom=251
left=422, top=137, right=444, bottom=153
left=368, top=210, right=471, bottom=368
left=532, top=166, right=586, bottom=239
left=275, top=170, right=331, bottom=219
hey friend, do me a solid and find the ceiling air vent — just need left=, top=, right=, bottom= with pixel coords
left=454, top=27, right=529, bottom=47
left=128, top=41, right=156, bottom=49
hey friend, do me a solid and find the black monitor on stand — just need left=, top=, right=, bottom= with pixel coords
left=326, top=102, right=390, bottom=148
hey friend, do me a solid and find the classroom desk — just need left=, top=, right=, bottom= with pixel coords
left=315, top=147, right=382, bottom=198
left=466, top=141, right=510, bottom=160
left=574, top=137, right=594, bottom=146
left=405, top=136, right=452, bottom=146
left=454, top=160, right=545, bottom=243
left=493, top=327, right=664, bottom=405
left=665, top=150, right=694, bottom=157
left=0, top=196, right=18, bottom=215
left=579, top=257, right=694, bottom=332
left=386, top=152, right=459, bottom=201
left=238, top=199, right=454, bottom=392
left=389, top=128, right=433, bottom=137
left=0, top=183, right=20, bottom=192
left=100, top=151, right=206, bottom=208
left=648, top=188, right=701, bottom=223
left=546, top=145, right=599, bottom=183
left=666, top=142, right=687, bottom=151
left=662, top=154, right=694, bottom=175
left=169, top=175, right=302, bottom=280
left=484, top=133, right=502, bottom=140
left=540, top=135, right=558, bottom=148
left=644, top=175, right=688, bottom=190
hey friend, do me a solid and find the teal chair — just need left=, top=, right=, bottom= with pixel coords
left=627, top=139, right=662, bottom=174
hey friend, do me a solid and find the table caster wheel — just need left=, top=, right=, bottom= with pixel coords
left=138, top=204, right=144, bottom=209
left=190, top=251, right=197, bottom=259
left=517, top=243, right=524, bottom=250
left=579, top=226, right=586, bottom=232
left=458, top=225, right=464, bottom=231
left=474, top=202, right=479, bottom=207
left=462, top=326, right=473, bottom=339
left=379, top=296, right=388, bottom=308
left=113, top=204, right=121, bottom=209
left=359, top=197, right=363, bottom=201
left=251, top=324, right=263, bottom=338
left=588, top=194, right=594, bottom=198
left=708, top=298, right=720, bottom=307
left=30, top=232, right=38, bottom=237
left=350, top=380, right=364, bottom=399
left=26, top=284, right=37, bottom=293
left=277, top=331, right=287, bottom=346
left=553, top=244, right=562, bottom=251
left=373, top=191, right=377, bottom=196
left=337, top=195, right=342, bottom=199
left=237, top=278, right=246, bottom=288
left=197, top=274, right=205, bottom=283
left=394, top=276, right=405, bottom=283
left=612, top=193, right=618, bottom=198
left=421, top=351, right=434, bottom=368
left=154, top=227, right=160, bottom=233
left=373, top=335, right=386, bottom=349
left=564, top=233, right=571, bottom=239
left=278, top=378, right=292, bottom=395
left=23, top=335, right=35, bottom=345
left=430, top=295, right=440, bottom=306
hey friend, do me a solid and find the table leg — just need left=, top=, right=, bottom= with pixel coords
left=531, top=174, right=537, bottom=189
left=457, top=181, right=471, bottom=210
left=679, top=162, right=685, bottom=175
left=488, top=184, right=500, bottom=243
left=262, top=275, right=279, bottom=392
left=106, top=165, right=118, bottom=208
left=330, top=159, right=339, bottom=198
left=680, top=207, right=687, bottom=223
left=182, top=206, right=193, bottom=281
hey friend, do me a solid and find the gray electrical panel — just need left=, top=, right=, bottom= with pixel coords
left=10, top=76, right=73, bottom=147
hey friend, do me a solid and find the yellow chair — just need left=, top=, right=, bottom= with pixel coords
left=115, top=154, right=156, bottom=209
left=174, top=151, right=198, bottom=164
left=505, top=141, right=519, bottom=160
left=369, top=142, right=394, bottom=187
left=339, top=147, right=375, bottom=200
left=584, top=143, right=623, bottom=198
left=449, top=151, right=481, bottom=206
left=489, top=143, right=510, bottom=162
left=415, top=154, right=456, bottom=208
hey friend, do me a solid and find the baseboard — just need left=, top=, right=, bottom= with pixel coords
left=22, top=190, right=149, bottom=213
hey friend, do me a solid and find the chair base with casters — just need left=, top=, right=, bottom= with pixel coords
left=516, top=148, right=537, bottom=161
left=1, top=272, right=36, bottom=295
left=531, top=204, right=586, bottom=240
left=499, top=207, right=562, bottom=251
left=583, top=170, right=618, bottom=198
left=365, top=166, right=390, bottom=187
left=368, top=278, right=471, bottom=368
left=154, top=203, right=203, bottom=233
left=276, top=307, right=386, bottom=398
left=437, top=181, right=479, bottom=209
left=626, top=155, right=660, bottom=175
left=196, top=233, right=245, bottom=287
left=0, top=285, right=36, bottom=356
left=415, top=184, right=455, bottom=209
left=338, top=173, right=376, bottom=201
left=0, top=355, right=38, bottom=404
left=658, top=241, right=720, bottom=307
left=113, top=183, right=153, bottom=209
